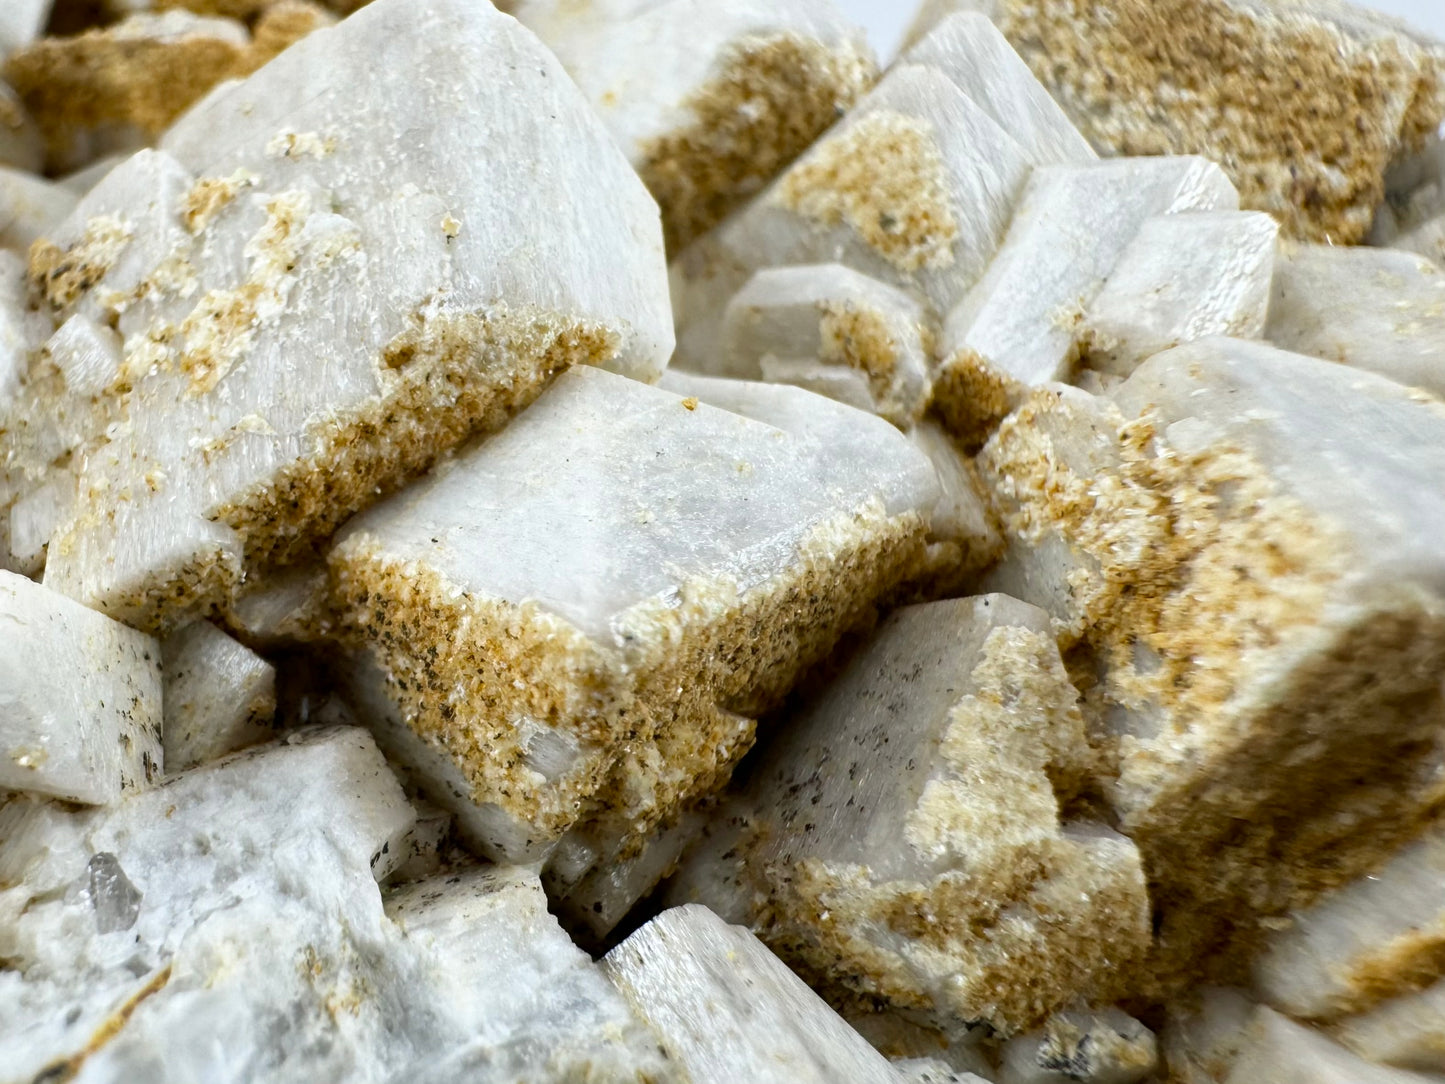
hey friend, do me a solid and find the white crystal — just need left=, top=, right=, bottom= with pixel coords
left=672, top=60, right=1033, bottom=370
left=667, top=595, right=1150, bottom=1033
left=998, top=1010, right=1157, bottom=1084
left=0, top=569, right=162, bottom=803
left=719, top=262, right=933, bottom=424
left=1266, top=243, right=1445, bottom=399
left=0, top=728, right=417, bottom=1081
left=0, top=164, right=78, bottom=252
left=160, top=620, right=276, bottom=772
left=934, top=157, right=1237, bottom=442
left=328, top=365, right=938, bottom=928
left=1254, top=821, right=1445, bottom=1021
left=0, top=734, right=662, bottom=1082
left=222, top=562, right=332, bottom=649
left=14, top=0, right=670, bottom=633
left=899, top=11, right=1094, bottom=167
left=1224, top=1008, right=1445, bottom=1084
left=0, top=0, right=49, bottom=57
left=1082, top=210, right=1277, bottom=376
left=602, top=904, right=909, bottom=1084
left=1336, top=981, right=1445, bottom=1074
left=384, top=865, right=671, bottom=1081
left=907, top=419, right=1000, bottom=554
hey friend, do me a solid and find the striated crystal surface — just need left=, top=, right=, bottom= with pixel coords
left=0, top=569, right=162, bottom=803
left=7, top=0, right=670, bottom=634
left=602, top=904, right=909, bottom=1084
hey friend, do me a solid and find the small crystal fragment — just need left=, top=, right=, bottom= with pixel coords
left=84, top=851, right=143, bottom=934
left=720, top=262, right=933, bottom=424
left=998, top=1009, right=1158, bottom=1084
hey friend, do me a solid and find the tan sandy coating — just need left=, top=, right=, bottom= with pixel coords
left=818, top=301, right=898, bottom=394
left=930, top=347, right=1018, bottom=452
left=982, top=389, right=1445, bottom=990
left=638, top=33, right=875, bottom=253
left=28, top=214, right=133, bottom=310
left=330, top=503, right=929, bottom=855
left=989, top=0, right=1445, bottom=242
left=1325, top=925, right=1445, bottom=1020
left=776, top=109, right=959, bottom=273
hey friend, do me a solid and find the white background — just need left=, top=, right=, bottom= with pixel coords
left=840, top=0, right=1445, bottom=62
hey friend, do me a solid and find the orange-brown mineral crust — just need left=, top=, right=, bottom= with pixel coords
left=986, top=0, right=1445, bottom=243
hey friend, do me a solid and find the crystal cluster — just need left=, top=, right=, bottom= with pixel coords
left=3, top=0, right=1445, bottom=1080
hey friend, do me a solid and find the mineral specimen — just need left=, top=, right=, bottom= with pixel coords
left=3, top=0, right=1445, bottom=1078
